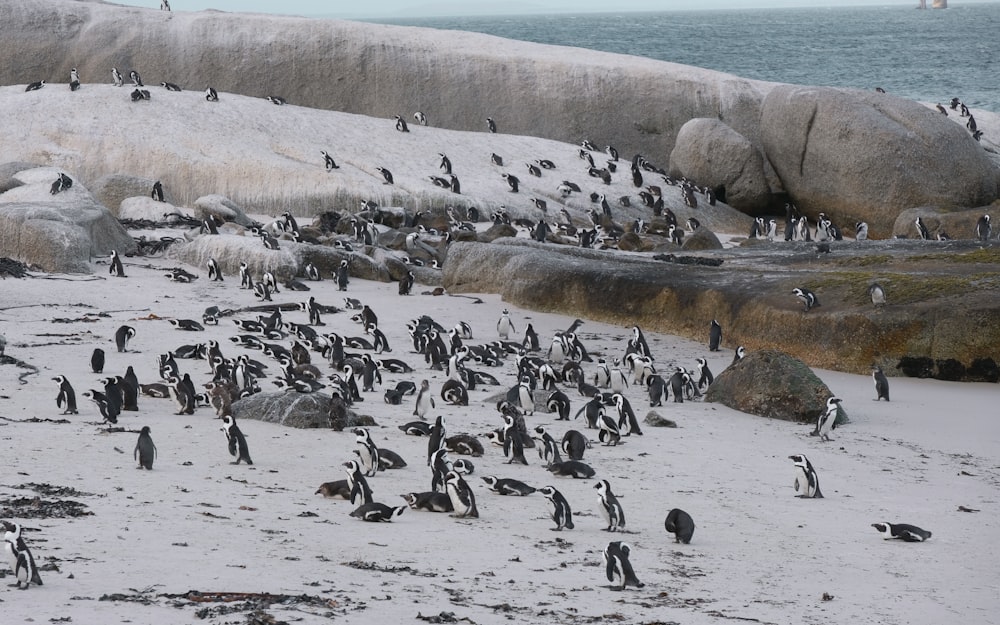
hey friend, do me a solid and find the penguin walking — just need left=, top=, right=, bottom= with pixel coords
left=221, top=415, right=253, bottom=465
left=816, top=396, right=841, bottom=442
left=709, top=319, right=722, bottom=352
left=111, top=67, right=124, bottom=87
left=486, top=117, right=497, bottom=133
left=354, top=427, right=381, bottom=477
left=445, top=470, right=479, bottom=518
left=414, top=379, right=435, bottom=420
left=539, top=485, right=574, bottom=530
left=134, top=426, right=157, bottom=469
left=594, top=479, right=626, bottom=532
left=792, top=287, right=819, bottom=312
left=3, top=522, right=43, bottom=589
left=789, top=454, right=823, bottom=498
left=114, top=325, right=136, bottom=353
left=872, top=366, right=890, bottom=401
left=533, top=425, right=563, bottom=466
left=603, top=541, right=643, bottom=591
left=53, top=375, right=78, bottom=414
left=321, top=150, right=339, bottom=171
left=871, top=522, right=932, bottom=542
left=497, top=309, right=516, bottom=340
left=664, top=508, right=695, bottom=544
left=109, top=249, right=126, bottom=277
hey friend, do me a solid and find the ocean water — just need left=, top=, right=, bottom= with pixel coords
left=366, top=3, right=999, bottom=112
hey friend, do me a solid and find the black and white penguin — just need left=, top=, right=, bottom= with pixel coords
left=109, top=249, right=126, bottom=277
left=398, top=271, right=414, bottom=296
left=731, top=345, right=746, bottom=366
left=915, top=217, right=931, bottom=240
left=482, top=475, right=536, bottom=496
left=871, top=522, right=932, bottom=542
left=205, top=86, right=219, bottom=102
left=401, top=491, right=453, bottom=512
left=789, top=454, right=823, bottom=498
left=664, top=508, right=695, bottom=544
left=502, top=173, right=520, bottom=193
left=320, top=150, right=339, bottom=171
left=150, top=180, right=164, bottom=202
left=112, top=67, right=124, bottom=87
left=869, top=283, right=886, bottom=308
left=134, top=425, right=157, bottom=470
left=3, top=522, right=43, bottom=589
left=816, top=396, right=841, bottom=442
left=413, top=380, right=435, bottom=421
left=792, top=287, right=819, bottom=312
left=855, top=221, right=869, bottom=241
left=53, top=375, right=78, bottom=414
left=207, top=257, right=223, bottom=282
left=90, top=347, right=105, bottom=374
left=709, top=319, right=722, bottom=352
left=169, top=318, right=205, bottom=332
left=539, top=485, right=574, bottom=530
left=501, top=414, right=528, bottom=465
left=695, top=357, right=713, bottom=391
left=376, top=166, right=394, bottom=184
left=496, top=309, right=516, bottom=340
left=114, top=325, right=135, bottom=352
left=221, top=415, right=253, bottom=465
left=548, top=459, right=595, bottom=479
left=445, top=470, right=479, bottom=518
left=129, top=70, right=143, bottom=87
left=393, top=114, right=409, bottom=132
left=561, top=430, right=589, bottom=461
left=546, top=390, right=571, bottom=421
left=976, top=214, right=992, bottom=242
left=872, top=366, right=890, bottom=401
left=161, top=81, right=182, bottom=91
left=533, top=425, right=563, bottom=466
left=266, top=95, right=286, bottom=105
left=25, top=80, right=46, bottom=92
left=354, top=427, right=381, bottom=477
left=413, top=111, right=427, bottom=126
left=594, top=479, right=625, bottom=532
left=69, top=68, right=80, bottom=91
left=486, top=117, right=497, bottom=133
left=350, top=502, right=406, bottom=522
left=603, top=541, right=643, bottom=591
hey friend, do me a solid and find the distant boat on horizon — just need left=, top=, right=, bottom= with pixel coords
left=917, top=0, right=948, bottom=8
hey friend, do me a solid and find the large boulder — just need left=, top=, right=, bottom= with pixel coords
left=90, top=174, right=165, bottom=216
left=761, top=86, right=998, bottom=238
left=0, top=167, right=136, bottom=272
left=891, top=205, right=996, bottom=240
left=192, top=195, right=255, bottom=228
left=704, top=349, right=843, bottom=424
left=668, top=118, right=771, bottom=212
left=232, top=391, right=375, bottom=430
left=118, top=196, right=186, bottom=222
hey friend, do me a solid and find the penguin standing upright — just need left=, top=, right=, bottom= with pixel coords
left=91, top=348, right=105, bottom=373
left=207, top=257, right=223, bottom=281
left=134, top=426, right=157, bottom=469
left=603, top=541, right=644, bottom=591
left=516, top=376, right=534, bottom=416
left=594, top=479, right=626, bottom=532
left=709, top=319, right=722, bottom=352
left=539, top=485, right=574, bottom=530
left=497, top=309, right=516, bottom=340
left=151, top=180, right=164, bottom=202
left=816, top=396, right=842, bottom=442
left=337, top=259, right=349, bottom=291
left=664, top=508, right=695, bottom=544
left=114, top=325, right=135, bottom=353
left=221, top=415, right=253, bottom=465
left=501, top=414, right=528, bottom=465
left=872, top=366, right=890, bottom=401
left=975, top=214, right=992, bottom=242
left=3, top=522, right=43, bottom=589
left=354, top=427, right=381, bottom=477
left=109, top=249, right=126, bottom=277
left=445, top=470, right=479, bottom=518
left=789, top=454, right=823, bottom=498
left=414, top=379, right=435, bottom=420
left=53, top=375, right=78, bottom=414
left=427, top=415, right=445, bottom=466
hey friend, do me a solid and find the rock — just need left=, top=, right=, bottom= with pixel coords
left=704, top=349, right=843, bottom=424
left=0, top=161, right=39, bottom=193
left=90, top=174, right=164, bottom=216
left=761, top=86, right=998, bottom=238
left=0, top=167, right=136, bottom=273
left=616, top=232, right=645, bottom=252
left=681, top=226, right=723, bottom=251
left=232, top=391, right=375, bottom=430
left=668, top=118, right=771, bottom=212
left=478, top=223, right=518, bottom=243
left=891, top=205, right=995, bottom=240
left=193, top=195, right=255, bottom=228
left=118, top=196, right=186, bottom=222
left=644, top=411, right=677, bottom=428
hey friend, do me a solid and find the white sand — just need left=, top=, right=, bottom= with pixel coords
left=0, top=253, right=998, bottom=624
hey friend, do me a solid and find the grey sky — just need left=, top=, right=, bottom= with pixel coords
left=121, top=1, right=985, bottom=19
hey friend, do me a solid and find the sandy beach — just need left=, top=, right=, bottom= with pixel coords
left=1, top=248, right=997, bottom=625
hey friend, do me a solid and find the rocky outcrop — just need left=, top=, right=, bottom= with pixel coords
left=760, top=86, right=998, bottom=238
left=668, top=118, right=770, bottom=212
left=193, top=195, right=255, bottom=228
left=90, top=174, right=164, bottom=216
left=0, top=167, right=136, bottom=273
left=704, top=349, right=842, bottom=424
left=442, top=238, right=1000, bottom=377
left=118, top=196, right=186, bottom=222
left=891, top=205, right=996, bottom=240
left=232, top=391, right=375, bottom=430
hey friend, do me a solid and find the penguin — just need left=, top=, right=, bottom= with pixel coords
left=335, top=259, right=350, bottom=291
left=445, top=470, right=478, bottom=518
left=792, top=287, right=819, bottom=312
left=539, top=485, right=574, bottom=530
left=53, top=375, right=78, bottom=414
left=594, top=479, right=625, bottom=532
left=3, top=522, right=43, bottom=589
left=516, top=377, right=534, bottom=416
left=533, top=426, right=563, bottom=467
left=109, top=249, right=126, bottom=277
left=394, top=114, right=409, bottom=132
left=23, top=79, right=45, bottom=92
left=501, top=414, right=528, bottom=465
left=398, top=271, right=414, bottom=296
left=976, top=214, right=992, bottom=242
left=134, top=426, right=157, bottom=470
left=548, top=459, right=595, bottom=479
left=221, top=415, right=253, bottom=465
left=151, top=180, right=164, bottom=202
left=709, top=319, right=722, bottom=352
left=695, top=357, right=713, bottom=391
left=915, top=217, right=930, bottom=240
left=789, top=454, right=823, bottom=498
left=486, top=117, right=497, bottom=133
left=597, top=406, right=621, bottom=446
left=855, top=221, right=869, bottom=241
left=871, top=522, right=932, bottom=542
left=561, top=430, right=589, bottom=461
left=664, top=508, right=695, bottom=544
left=426, top=414, right=446, bottom=466
left=129, top=70, right=143, bottom=87
left=376, top=166, right=394, bottom=184
left=413, top=379, right=435, bottom=421
left=731, top=345, right=746, bottom=366
left=869, top=283, right=886, bottom=308
left=482, top=476, right=536, bottom=496
left=646, top=374, right=668, bottom=407
left=112, top=67, right=124, bottom=87
left=604, top=542, right=644, bottom=591
left=115, top=325, right=135, bottom=353
left=69, top=67, right=80, bottom=91
left=161, top=81, right=182, bottom=91
left=205, top=86, right=219, bottom=102
left=321, top=150, right=339, bottom=171
left=169, top=319, right=205, bottom=332
left=872, top=366, right=890, bottom=401
left=496, top=309, right=516, bottom=340
left=398, top=492, right=452, bottom=515
left=546, top=389, right=571, bottom=420
left=266, top=95, right=286, bottom=105
left=816, top=396, right=841, bottom=442
left=350, top=502, right=406, bottom=522
left=121, top=365, right=140, bottom=411
left=354, top=427, right=381, bottom=477
left=502, top=173, right=520, bottom=193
